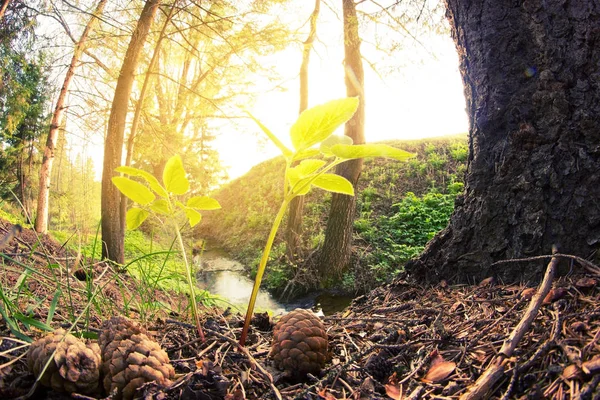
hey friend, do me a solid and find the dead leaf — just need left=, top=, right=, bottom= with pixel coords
left=479, top=277, right=495, bottom=287
left=570, top=321, right=588, bottom=333
left=423, top=353, right=456, bottom=383
left=582, top=356, right=600, bottom=374
left=562, top=364, right=582, bottom=380
left=385, top=383, right=404, bottom=400
left=224, top=389, right=246, bottom=400
left=520, top=288, right=536, bottom=300
left=449, top=301, right=463, bottom=313
left=543, top=288, right=568, bottom=304
left=318, top=389, right=338, bottom=399
left=575, top=277, right=597, bottom=289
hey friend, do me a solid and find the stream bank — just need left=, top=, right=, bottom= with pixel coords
left=194, top=245, right=353, bottom=315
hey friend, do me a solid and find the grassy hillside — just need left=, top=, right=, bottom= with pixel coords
left=196, top=134, right=469, bottom=295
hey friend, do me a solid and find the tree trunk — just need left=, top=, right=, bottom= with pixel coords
left=0, top=0, right=10, bottom=21
left=286, top=0, right=320, bottom=262
left=406, top=0, right=600, bottom=284
left=317, top=0, right=365, bottom=278
left=121, top=2, right=176, bottom=235
left=101, top=0, right=160, bottom=263
left=35, top=0, right=106, bottom=233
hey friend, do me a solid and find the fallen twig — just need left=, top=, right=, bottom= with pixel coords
left=460, top=246, right=560, bottom=400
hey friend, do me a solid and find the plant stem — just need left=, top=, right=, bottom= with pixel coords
left=239, top=198, right=291, bottom=346
left=174, top=223, right=205, bottom=342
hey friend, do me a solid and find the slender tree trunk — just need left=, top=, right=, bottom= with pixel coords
left=35, top=0, right=107, bottom=233
left=0, top=0, right=10, bottom=21
left=406, top=0, right=600, bottom=283
left=101, top=0, right=160, bottom=263
left=286, top=0, right=320, bottom=262
left=120, top=3, right=177, bottom=235
left=317, top=0, right=365, bottom=278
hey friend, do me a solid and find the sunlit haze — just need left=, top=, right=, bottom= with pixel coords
left=79, top=1, right=469, bottom=184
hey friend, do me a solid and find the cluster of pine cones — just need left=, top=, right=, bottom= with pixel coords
left=27, top=317, right=174, bottom=400
left=27, top=309, right=329, bottom=398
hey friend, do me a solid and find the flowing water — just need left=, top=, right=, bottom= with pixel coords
left=195, top=246, right=352, bottom=315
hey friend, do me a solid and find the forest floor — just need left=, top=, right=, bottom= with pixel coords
left=1, top=220, right=600, bottom=399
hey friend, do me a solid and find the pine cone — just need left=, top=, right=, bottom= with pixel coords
left=99, top=317, right=175, bottom=400
left=269, top=309, right=328, bottom=379
left=27, top=328, right=101, bottom=395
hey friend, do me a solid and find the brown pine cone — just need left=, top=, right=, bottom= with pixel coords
left=27, top=328, right=101, bottom=395
left=99, top=317, right=175, bottom=400
left=269, top=308, right=328, bottom=379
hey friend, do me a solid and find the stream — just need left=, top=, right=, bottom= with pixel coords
left=194, top=246, right=353, bottom=316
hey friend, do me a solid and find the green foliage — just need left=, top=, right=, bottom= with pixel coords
left=357, top=191, right=455, bottom=283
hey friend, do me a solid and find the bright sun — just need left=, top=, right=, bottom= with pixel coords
left=214, top=11, right=469, bottom=181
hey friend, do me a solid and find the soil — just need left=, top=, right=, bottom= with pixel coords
left=1, top=221, right=599, bottom=399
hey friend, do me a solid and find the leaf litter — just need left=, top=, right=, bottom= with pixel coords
left=1, top=220, right=600, bottom=398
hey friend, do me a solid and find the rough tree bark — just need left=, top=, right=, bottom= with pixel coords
left=406, top=0, right=600, bottom=283
left=35, top=0, right=107, bottom=233
left=285, top=0, right=320, bottom=262
left=317, top=0, right=365, bottom=278
left=101, top=0, right=160, bottom=263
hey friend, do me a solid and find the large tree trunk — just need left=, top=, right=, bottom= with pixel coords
left=101, top=0, right=160, bottom=263
left=35, top=0, right=106, bottom=234
left=317, top=0, right=365, bottom=278
left=286, top=0, right=320, bottom=262
left=406, top=0, right=600, bottom=284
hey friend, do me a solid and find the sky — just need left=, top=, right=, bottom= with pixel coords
left=212, top=2, right=469, bottom=181
left=54, top=0, right=469, bottom=184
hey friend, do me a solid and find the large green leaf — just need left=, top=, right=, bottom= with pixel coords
left=290, top=97, right=359, bottom=151
left=287, top=169, right=312, bottom=196
left=291, top=148, right=320, bottom=162
left=312, top=173, right=355, bottom=195
left=185, top=208, right=202, bottom=227
left=331, top=144, right=416, bottom=161
left=112, top=177, right=155, bottom=205
left=246, top=111, right=293, bottom=158
left=150, top=199, right=171, bottom=215
left=116, top=166, right=168, bottom=198
left=163, top=155, right=189, bottom=195
left=320, top=135, right=353, bottom=157
left=126, top=208, right=149, bottom=230
left=295, top=159, right=326, bottom=177
left=187, top=196, right=221, bottom=210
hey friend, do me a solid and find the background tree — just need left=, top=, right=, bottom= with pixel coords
left=317, top=0, right=365, bottom=278
left=101, top=0, right=161, bottom=263
left=406, top=0, right=600, bottom=283
left=285, top=0, right=320, bottom=262
left=0, top=0, right=48, bottom=217
left=35, top=0, right=107, bottom=234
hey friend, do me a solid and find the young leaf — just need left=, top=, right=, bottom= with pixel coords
left=292, top=148, right=320, bottom=162
left=126, top=208, right=149, bottom=230
left=116, top=166, right=168, bottom=198
left=312, top=173, right=355, bottom=195
left=295, top=159, right=326, bottom=177
left=290, top=97, right=359, bottom=151
left=287, top=169, right=312, bottom=196
left=185, top=208, right=202, bottom=227
left=150, top=199, right=171, bottom=215
left=112, top=177, right=155, bottom=205
left=245, top=111, right=293, bottom=158
left=331, top=143, right=416, bottom=161
left=320, top=135, right=353, bottom=157
left=187, top=196, right=221, bottom=210
left=163, top=155, right=190, bottom=195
